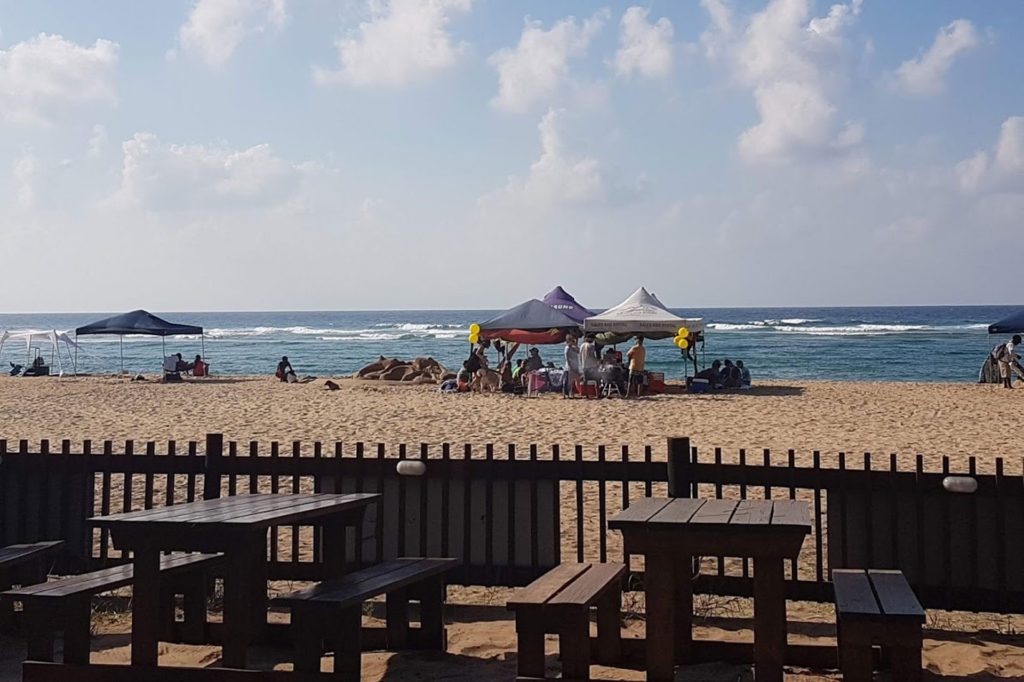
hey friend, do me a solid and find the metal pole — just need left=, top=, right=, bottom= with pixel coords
left=120, top=336, right=124, bottom=374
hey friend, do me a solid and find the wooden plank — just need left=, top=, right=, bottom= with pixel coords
left=607, top=497, right=674, bottom=529
left=730, top=499, right=772, bottom=525
left=548, top=562, right=625, bottom=607
left=24, top=662, right=332, bottom=681
left=832, top=569, right=881, bottom=620
left=0, top=541, right=64, bottom=569
left=506, top=563, right=590, bottom=608
left=868, top=570, right=925, bottom=622
left=276, top=558, right=456, bottom=608
left=689, top=499, right=738, bottom=525
left=770, top=499, right=811, bottom=529
left=646, top=498, right=706, bottom=529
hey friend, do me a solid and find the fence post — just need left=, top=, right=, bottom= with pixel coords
left=203, top=433, right=223, bottom=500
left=667, top=437, right=692, bottom=498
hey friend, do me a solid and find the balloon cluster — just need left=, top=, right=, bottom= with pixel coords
left=468, top=323, right=481, bottom=344
left=673, top=327, right=690, bottom=349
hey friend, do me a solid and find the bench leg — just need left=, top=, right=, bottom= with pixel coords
left=752, top=556, right=786, bottom=682
left=514, top=609, right=546, bottom=679
left=158, top=582, right=176, bottom=641
left=838, top=623, right=874, bottom=682
left=560, top=609, right=591, bottom=680
left=889, top=625, right=923, bottom=682
left=595, top=587, right=621, bottom=665
left=180, top=570, right=209, bottom=644
left=332, top=606, right=362, bottom=682
left=414, top=576, right=446, bottom=650
left=386, top=588, right=410, bottom=649
left=62, top=596, right=91, bottom=665
left=291, top=609, right=324, bottom=673
left=23, top=605, right=55, bottom=662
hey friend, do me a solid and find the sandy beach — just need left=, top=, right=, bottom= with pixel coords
left=2, top=374, right=1024, bottom=680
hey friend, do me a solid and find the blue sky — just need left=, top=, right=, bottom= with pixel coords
left=1, top=0, right=1022, bottom=312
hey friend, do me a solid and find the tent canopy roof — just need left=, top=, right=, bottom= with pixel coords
left=541, top=286, right=593, bottom=325
left=479, top=299, right=580, bottom=332
left=583, top=287, right=704, bottom=335
left=76, top=310, right=203, bottom=337
left=989, top=310, right=1024, bottom=334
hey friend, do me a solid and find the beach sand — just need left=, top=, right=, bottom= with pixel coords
left=1, top=374, right=1023, bottom=680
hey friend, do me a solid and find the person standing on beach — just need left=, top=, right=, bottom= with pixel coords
left=563, top=335, right=581, bottom=398
left=996, top=335, right=1023, bottom=388
left=626, top=336, right=646, bottom=398
left=579, top=334, right=599, bottom=387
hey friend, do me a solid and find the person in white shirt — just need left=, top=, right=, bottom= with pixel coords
left=998, top=335, right=1023, bottom=388
left=579, top=334, right=599, bottom=386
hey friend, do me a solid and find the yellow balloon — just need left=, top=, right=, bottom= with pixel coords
left=469, top=323, right=481, bottom=335
left=469, top=333, right=479, bottom=344
left=678, top=338, right=689, bottom=349
left=677, top=327, right=690, bottom=339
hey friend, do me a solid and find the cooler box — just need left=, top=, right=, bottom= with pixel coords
left=648, top=372, right=665, bottom=393
left=690, top=378, right=710, bottom=394
left=577, top=381, right=598, bottom=397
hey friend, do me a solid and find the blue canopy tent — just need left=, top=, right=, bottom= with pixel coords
left=989, top=310, right=1024, bottom=334
left=75, top=310, right=204, bottom=373
left=540, top=286, right=593, bottom=325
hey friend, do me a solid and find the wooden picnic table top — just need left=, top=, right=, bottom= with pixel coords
left=90, top=493, right=380, bottom=536
left=609, top=497, right=810, bottom=558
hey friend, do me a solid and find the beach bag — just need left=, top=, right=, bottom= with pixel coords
left=992, top=343, right=1010, bottom=363
left=275, top=369, right=283, bottom=378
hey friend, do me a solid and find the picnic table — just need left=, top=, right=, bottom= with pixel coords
left=91, top=492, right=379, bottom=669
left=608, top=497, right=810, bottom=682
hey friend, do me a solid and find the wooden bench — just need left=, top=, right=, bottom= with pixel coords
left=272, top=557, right=457, bottom=681
left=1, top=552, right=222, bottom=664
left=833, top=568, right=925, bottom=682
left=0, top=541, right=64, bottom=631
left=506, top=562, right=625, bottom=681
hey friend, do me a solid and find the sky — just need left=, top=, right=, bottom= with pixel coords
left=1, top=0, right=1022, bottom=312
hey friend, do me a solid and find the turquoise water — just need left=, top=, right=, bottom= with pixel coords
left=0, top=306, right=1016, bottom=382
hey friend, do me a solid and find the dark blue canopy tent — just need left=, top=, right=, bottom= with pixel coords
left=989, top=310, right=1024, bottom=334
left=75, top=310, right=204, bottom=373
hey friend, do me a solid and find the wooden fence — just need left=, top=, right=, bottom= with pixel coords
left=1, top=434, right=1022, bottom=614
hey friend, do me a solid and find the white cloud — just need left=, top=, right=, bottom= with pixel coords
left=112, top=133, right=313, bottom=212
left=178, top=0, right=288, bottom=67
left=957, top=116, right=1024, bottom=194
left=612, top=7, right=674, bottom=80
left=13, top=154, right=37, bottom=209
left=87, top=124, right=108, bottom=158
left=489, top=10, right=609, bottom=114
left=485, top=109, right=604, bottom=208
left=700, top=0, right=864, bottom=164
left=314, top=0, right=472, bottom=88
left=891, top=19, right=977, bottom=96
left=0, top=33, right=118, bottom=125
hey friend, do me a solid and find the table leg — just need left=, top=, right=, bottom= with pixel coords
left=674, top=555, right=694, bottom=664
left=645, top=551, right=677, bottom=682
left=223, top=534, right=267, bottom=669
left=752, top=556, right=786, bottom=682
left=130, top=547, right=161, bottom=666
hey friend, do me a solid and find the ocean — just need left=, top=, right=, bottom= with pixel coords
left=0, top=306, right=1016, bottom=383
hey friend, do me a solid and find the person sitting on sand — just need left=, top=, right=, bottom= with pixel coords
left=694, top=359, right=722, bottom=388
left=737, top=360, right=751, bottom=388
left=456, top=361, right=473, bottom=391
left=511, top=359, right=525, bottom=382
left=193, top=354, right=207, bottom=377
left=276, top=356, right=296, bottom=382
left=721, top=359, right=741, bottom=388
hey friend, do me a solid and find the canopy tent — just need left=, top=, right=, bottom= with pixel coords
left=989, top=310, right=1024, bottom=334
left=541, top=286, right=594, bottom=325
left=0, top=330, right=81, bottom=375
left=583, top=287, right=704, bottom=340
left=75, top=309, right=204, bottom=373
left=478, top=299, right=581, bottom=345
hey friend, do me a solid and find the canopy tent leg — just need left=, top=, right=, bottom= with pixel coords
left=120, top=336, right=124, bottom=374
left=201, top=334, right=205, bottom=361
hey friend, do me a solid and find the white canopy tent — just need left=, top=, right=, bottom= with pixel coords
left=0, top=330, right=81, bottom=375
left=583, top=287, right=704, bottom=335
